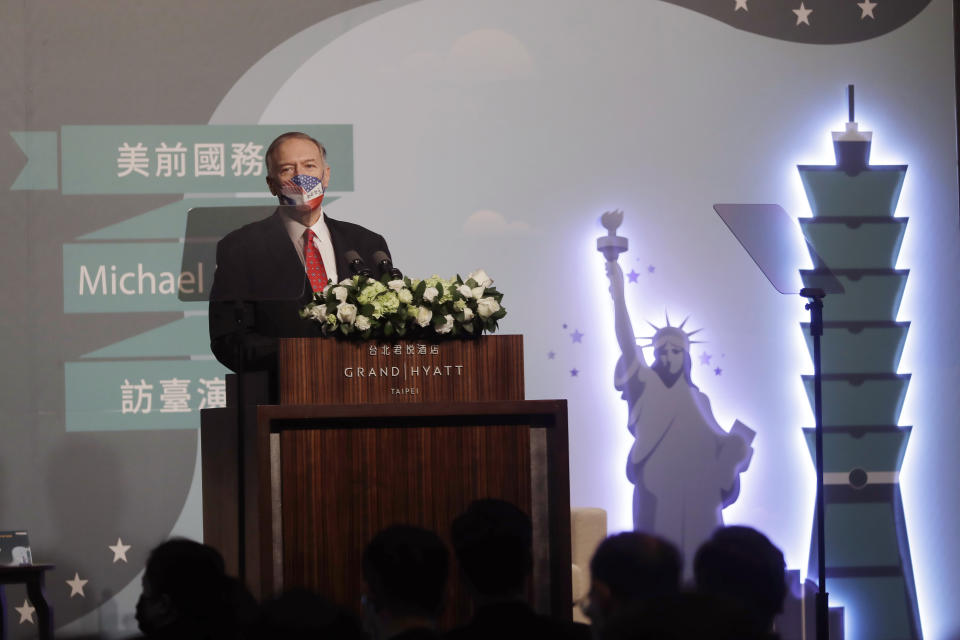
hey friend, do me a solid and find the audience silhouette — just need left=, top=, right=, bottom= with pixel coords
left=250, top=587, right=365, bottom=639
left=584, top=531, right=681, bottom=637
left=598, top=590, right=754, bottom=640
left=135, top=538, right=254, bottom=640
left=131, top=519, right=789, bottom=640
left=444, top=498, right=589, bottom=640
left=361, top=524, right=450, bottom=640
left=694, top=525, right=787, bottom=639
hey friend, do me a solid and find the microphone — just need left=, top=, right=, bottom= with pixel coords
left=345, top=250, right=374, bottom=277
left=373, top=250, right=403, bottom=280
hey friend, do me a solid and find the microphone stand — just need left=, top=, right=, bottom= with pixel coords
left=801, top=287, right=828, bottom=640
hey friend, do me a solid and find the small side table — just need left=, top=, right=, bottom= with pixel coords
left=0, top=565, right=55, bottom=640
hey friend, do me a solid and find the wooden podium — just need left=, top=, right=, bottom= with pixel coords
left=200, top=335, right=572, bottom=626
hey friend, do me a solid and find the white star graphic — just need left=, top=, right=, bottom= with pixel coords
left=15, top=599, right=35, bottom=624
left=793, top=3, right=812, bottom=25
left=109, top=537, right=132, bottom=563
left=858, top=0, right=877, bottom=19
left=66, top=572, right=89, bottom=598
left=734, top=0, right=748, bottom=11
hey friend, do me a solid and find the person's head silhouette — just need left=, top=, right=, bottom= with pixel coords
left=361, top=524, right=449, bottom=640
left=694, top=525, right=787, bottom=635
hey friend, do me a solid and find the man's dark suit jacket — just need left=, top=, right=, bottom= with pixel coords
left=208, top=209, right=390, bottom=372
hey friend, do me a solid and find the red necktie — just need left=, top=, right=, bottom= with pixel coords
left=303, top=229, right=329, bottom=293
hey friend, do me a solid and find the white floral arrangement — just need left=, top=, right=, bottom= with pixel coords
left=300, top=269, right=506, bottom=339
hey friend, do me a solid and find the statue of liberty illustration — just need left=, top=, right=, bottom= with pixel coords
left=598, top=210, right=755, bottom=566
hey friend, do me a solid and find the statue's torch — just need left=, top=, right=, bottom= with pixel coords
left=597, top=209, right=629, bottom=262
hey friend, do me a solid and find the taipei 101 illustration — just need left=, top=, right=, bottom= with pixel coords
left=798, top=87, right=921, bottom=639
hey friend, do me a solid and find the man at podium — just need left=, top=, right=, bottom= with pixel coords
left=208, top=131, right=391, bottom=373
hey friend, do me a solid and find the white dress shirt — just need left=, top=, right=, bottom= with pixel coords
left=281, top=208, right=339, bottom=285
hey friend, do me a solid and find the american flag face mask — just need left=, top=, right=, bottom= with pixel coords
left=278, top=173, right=325, bottom=210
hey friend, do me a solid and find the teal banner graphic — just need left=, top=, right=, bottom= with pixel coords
left=65, top=359, right=229, bottom=431
left=81, top=317, right=212, bottom=359
left=79, top=197, right=278, bottom=240
left=10, top=131, right=58, bottom=190
left=11, top=124, right=353, bottom=193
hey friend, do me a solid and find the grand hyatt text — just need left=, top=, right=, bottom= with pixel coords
left=343, top=365, right=465, bottom=378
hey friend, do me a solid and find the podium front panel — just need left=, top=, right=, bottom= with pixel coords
left=282, top=423, right=529, bottom=626
left=256, top=401, right=572, bottom=627
left=278, top=335, right=524, bottom=404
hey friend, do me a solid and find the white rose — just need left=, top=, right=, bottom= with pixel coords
left=309, top=305, right=325, bottom=321
left=423, top=286, right=439, bottom=302
left=471, top=286, right=485, bottom=299
left=339, top=277, right=355, bottom=286
left=332, top=286, right=349, bottom=302
left=476, top=297, right=501, bottom=318
left=355, top=315, right=371, bottom=331
left=337, top=302, right=357, bottom=324
left=457, top=284, right=473, bottom=298
left=437, top=314, right=454, bottom=334
left=415, top=306, right=433, bottom=327
left=398, top=289, right=413, bottom=304
left=462, top=307, right=474, bottom=321
left=388, top=279, right=405, bottom=291
left=468, top=269, right=493, bottom=289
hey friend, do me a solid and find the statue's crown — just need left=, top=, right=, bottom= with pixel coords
left=639, top=312, right=703, bottom=352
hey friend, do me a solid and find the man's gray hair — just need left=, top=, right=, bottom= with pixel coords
left=264, top=132, right=327, bottom=173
